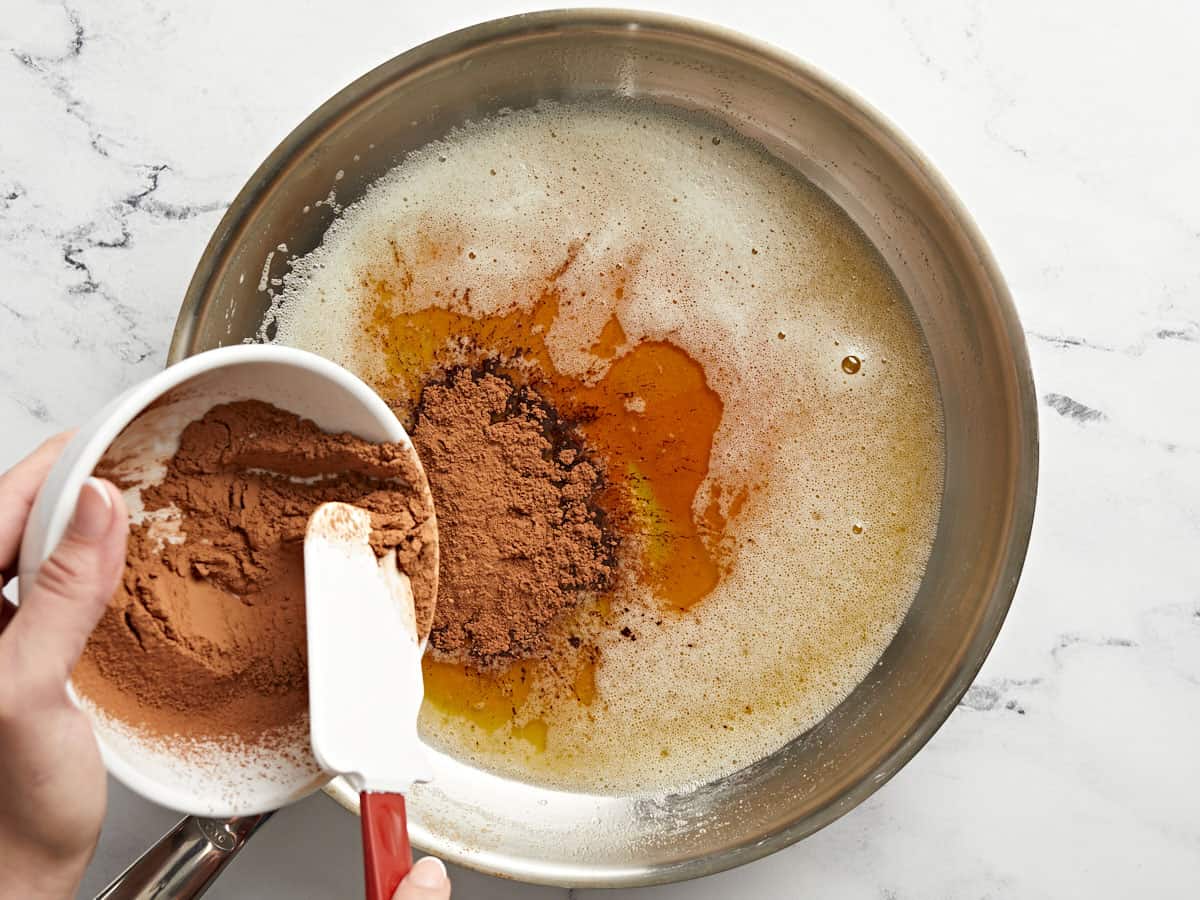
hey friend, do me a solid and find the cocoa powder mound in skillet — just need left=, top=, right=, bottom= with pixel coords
left=73, top=399, right=437, bottom=744
left=411, top=366, right=614, bottom=668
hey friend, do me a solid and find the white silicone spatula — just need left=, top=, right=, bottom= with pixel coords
left=304, top=502, right=432, bottom=900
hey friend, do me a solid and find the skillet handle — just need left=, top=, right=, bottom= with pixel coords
left=94, top=813, right=272, bottom=900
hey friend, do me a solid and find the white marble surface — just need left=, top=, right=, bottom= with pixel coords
left=3, top=0, right=1198, bottom=897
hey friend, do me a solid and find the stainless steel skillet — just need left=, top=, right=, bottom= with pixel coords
left=106, top=9, right=1037, bottom=893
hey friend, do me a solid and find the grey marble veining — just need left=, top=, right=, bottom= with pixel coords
left=3, top=1, right=1198, bottom=897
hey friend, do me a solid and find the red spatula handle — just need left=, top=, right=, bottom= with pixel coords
left=360, top=791, right=412, bottom=900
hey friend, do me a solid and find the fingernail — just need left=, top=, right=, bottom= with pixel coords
left=408, top=856, right=447, bottom=888
left=71, top=478, right=113, bottom=540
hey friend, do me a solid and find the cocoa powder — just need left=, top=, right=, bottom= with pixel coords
left=411, top=367, right=614, bottom=668
left=74, top=399, right=437, bottom=744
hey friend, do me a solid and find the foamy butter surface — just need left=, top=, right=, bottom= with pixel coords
left=267, top=100, right=944, bottom=794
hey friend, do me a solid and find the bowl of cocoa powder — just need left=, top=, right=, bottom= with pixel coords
left=18, top=344, right=438, bottom=816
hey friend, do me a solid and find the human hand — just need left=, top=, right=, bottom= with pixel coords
left=392, top=856, right=452, bottom=899
left=0, top=434, right=129, bottom=900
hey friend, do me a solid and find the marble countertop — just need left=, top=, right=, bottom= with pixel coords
left=3, top=1, right=1197, bottom=897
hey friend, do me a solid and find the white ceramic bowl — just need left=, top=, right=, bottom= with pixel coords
left=18, top=344, right=413, bottom=816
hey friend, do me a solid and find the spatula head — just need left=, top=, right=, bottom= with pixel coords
left=304, top=502, right=431, bottom=794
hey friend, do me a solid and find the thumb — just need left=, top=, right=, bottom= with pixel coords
left=392, top=857, right=451, bottom=900
left=13, top=478, right=128, bottom=690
